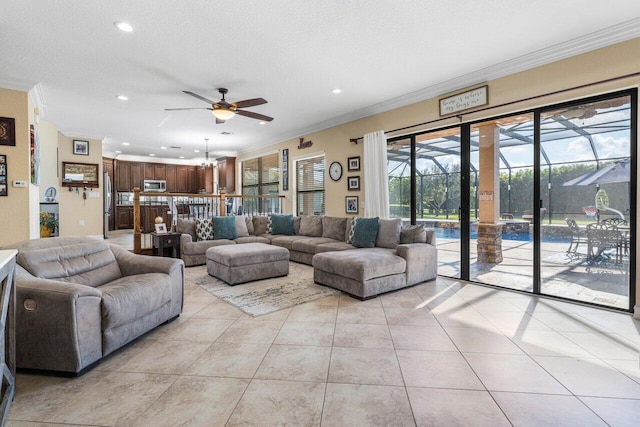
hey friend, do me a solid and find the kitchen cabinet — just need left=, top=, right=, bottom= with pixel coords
left=165, top=165, right=177, bottom=192
left=176, top=165, right=189, bottom=193
left=217, top=156, right=236, bottom=192
left=142, top=205, right=172, bottom=233
left=115, top=161, right=130, bottom=192
left=143, top=163, right=155, bottom=180
left=196, top=165, right=214, bottom=193
left=130, top=163, right=143, bottom=191
left=115, top=161, right=204, bottom=193
left=116, top=206, right=133, bottom=229
left=154, top=164, right=166, bottom=180
left=187, top=167, right=198, bottom=193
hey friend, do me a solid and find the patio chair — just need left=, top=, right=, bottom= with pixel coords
left=565, top=218, right=587, bottom=254
left=586, top=222, right=623, bottom=264
left=601, top=218, right=628, bottom=227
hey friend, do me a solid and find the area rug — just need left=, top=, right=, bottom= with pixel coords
left=185, top=262, right=340, bottom=317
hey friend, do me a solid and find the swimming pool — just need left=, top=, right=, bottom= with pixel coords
left=435, top=227, right=568, bottom=243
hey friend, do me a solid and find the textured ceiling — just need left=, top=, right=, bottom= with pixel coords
left=1, top=1, right=639, bottom=162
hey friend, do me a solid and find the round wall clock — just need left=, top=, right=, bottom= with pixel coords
left=329, top=161, right=343, bottom=181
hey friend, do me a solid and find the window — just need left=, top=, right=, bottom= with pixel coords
left=242, top=153, right=279, bottom=214
left=296, top=155, right=325, bottom=215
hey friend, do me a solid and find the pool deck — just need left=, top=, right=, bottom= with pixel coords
left=437, top=237, right=630, bottom=310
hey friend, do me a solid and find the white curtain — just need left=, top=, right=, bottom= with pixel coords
left=364, top=130, right=389, bottom=218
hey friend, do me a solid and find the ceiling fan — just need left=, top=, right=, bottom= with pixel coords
left=165, top=88, right=274, bottom=124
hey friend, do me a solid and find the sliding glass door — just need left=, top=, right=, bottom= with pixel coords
left=387, top=89, right=635, bottom=311
left=388, top=129, right=462, bottom=278
left=539, top=93, right=634, bottom=309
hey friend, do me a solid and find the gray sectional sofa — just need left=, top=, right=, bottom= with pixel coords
left=9, top=236, right=184, bottom=374
left=177, top=214, right=437, bottom=299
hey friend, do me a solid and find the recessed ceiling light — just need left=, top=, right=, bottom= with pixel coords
left=116, top=95, right=128, bottom=101
left=149, top=153, right=156, bottom=157
left=115, top=150, right=122, bottom=154
left=179, top=156, right=185, bottom=159
left=258, top=121, right=266, bottom=125
left=194, top=149, right=200, bottom=153
left=332, top=88, right=342, bottom=94
left=160, top=146, right=167, bottom=150
left=114, top=21, right=134, bottom=32
left=122, top=142, right=130, bottom=146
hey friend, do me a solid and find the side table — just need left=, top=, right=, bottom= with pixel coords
left=151, top=232, right=181, bottom=259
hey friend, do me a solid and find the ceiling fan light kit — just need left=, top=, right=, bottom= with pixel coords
left=212, top=107, right=235, bottom=121
left=165, top=88, right=273, bottom=124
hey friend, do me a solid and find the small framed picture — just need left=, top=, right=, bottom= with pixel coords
left=345, top=195, right=358, bottom=214
left=347, top=156, right=360, bottom=171
left=0, top=117, right=16, bottom=146
left=347, top=176, right=360, bottom=191
left=73, top=139, right=90, bottom=155
left=154, top=223, right=167, bottom=234
left=0, top=155, right=6, bottom=197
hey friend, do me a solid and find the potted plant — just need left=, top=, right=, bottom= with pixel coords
left=40, top=211, right=58, bottom=237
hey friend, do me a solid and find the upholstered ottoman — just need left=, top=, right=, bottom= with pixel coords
left=312, top=248, right=407, bottom=299
left=206, top=243, right=289, bottom=285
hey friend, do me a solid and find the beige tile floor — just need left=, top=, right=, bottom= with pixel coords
left=7, top=231, right=640, bottom=426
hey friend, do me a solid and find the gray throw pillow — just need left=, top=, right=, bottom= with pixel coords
left=376, top=218, right=402, bottom=248
left=400, top=224, right=427, bottom=244
left=293, top=216, right=301, bottom=235
left=252, top=216, right=269, bottom=235
left=211, top=216, right=237, bottom=240
left=353, top=217, right=379, bottom=248
left=234, top=215, right=250, bottom=237
left=245, top=215, right=255, bottom=235
left=176, top=218, right=197, bottom=240
left=299, top=215, right=323, bottom=237
left=322, top=216, right=347, bottom=241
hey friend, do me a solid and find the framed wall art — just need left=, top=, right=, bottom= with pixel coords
left=347, top=176, right=360, bottom=191
left=345, top=195, right=358, bottom=214
left=282, top=148, right=289, bottom=191
left=347, top=156, right=360, bottom=171
left=62, top=161, right=99, bottom=188
left=0, top=154, right=7, bottom=196
left=0, top=117, right=16, bottom=146
left=73, top=139, right=90, bottom=156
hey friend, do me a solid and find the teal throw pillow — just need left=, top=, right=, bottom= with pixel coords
left=352, top=217, right=380, bottom=248
left=271, top=213, right=295, bottom=235
left=211, top=216, right=237, bottom=240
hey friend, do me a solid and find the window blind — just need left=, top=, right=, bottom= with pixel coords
left=296, top=155, right=325, bottom=215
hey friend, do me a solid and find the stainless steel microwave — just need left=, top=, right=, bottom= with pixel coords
left=143, top=179, right=166, bottom=192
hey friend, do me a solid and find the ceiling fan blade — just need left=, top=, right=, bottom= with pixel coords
left=216, top=118, right=226, bottom=124
left=164, top=108, right=213, bottom=111
left=232, top=98, right=267, bottom=109
left=183, top=90, right=215, bottom=105
left=235, top=110, right=274, bottom=122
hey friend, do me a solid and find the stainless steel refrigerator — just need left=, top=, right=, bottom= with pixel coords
left=103, top=172, right=112, bottom=238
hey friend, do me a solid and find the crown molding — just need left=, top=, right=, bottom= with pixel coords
left=0, top=77, right=36, bottom=92
left=260, top=17, right=640, bottom=149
